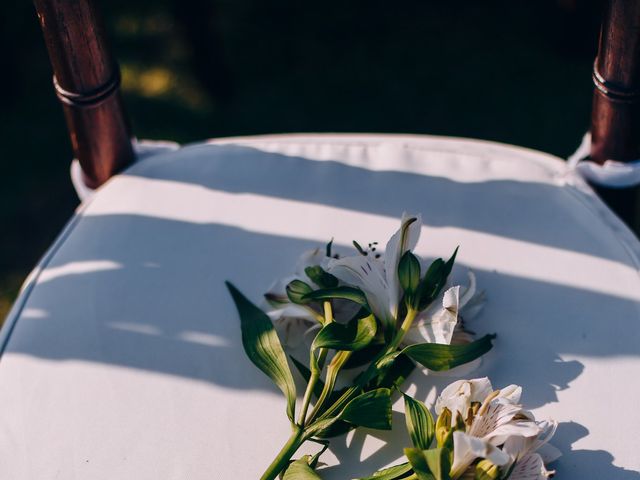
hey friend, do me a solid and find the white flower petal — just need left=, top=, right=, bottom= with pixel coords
left=458, top=271, right=486, bottom=321
left=327, top=254, right=391, bottom=324
left=459, top=271, right=477, bottom=309
left=295, top=248, right=328, bottom=278
left=470, top=403, right=534, bottom=440
left=508, top=453, right=555, bottom=480
left=487, top=421, right=542, bottom=446
left=495, top=384, right=522, bottom=405
left=264, top=274, right=299, bottom=301
left=451, top=431, right=510, bottom=478
left=271, top=315, right=315, bottom=349
left=384, top=213, right=422, bottom=320
left=435, top=377, right=493, bottom=416
left=537, top=443, right=562, bottom=464
left=405, top=286, right=460, bottom=346
left=266, top=304, right=317, bottom=322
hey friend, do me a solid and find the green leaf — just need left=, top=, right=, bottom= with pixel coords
left=305, top=265, right=339, bottom=288
left=312, top=418, right=352, bottom=439
left=399, top=251, right=421, bottom=296
left=402, top=334, right=496, bottom=371
left=283, top=456, right=323, bottom=479
left=340, top=388, right=392, bottom=430
left=424, top=448, right=451, bottom=480
left=416, top=247, right=457, bottom=310
left=404, top=448, right=435, bottom=480
left=357, top=462, right=413, bottom=479
left=303, top=286, right=369, bottom=307
left=403, top=394, right=435, bottom=450
left=226, top=282, right=297, bottom=421
left=312, top=315, right=377, bottom=352
left=344, top=342, right=385, bottom=369
left=305, top=417, right=342, bottom=438
left=326, top=238, right=334, bottom=258
left=373, top=353, right=415, bottom=390
left=308, top=440, right=330, bottom=469
left=443, top=247, right=458, bottom=278
left=416, top=259, right=443, bottom=310
left=286, top=279, right=314, bottom=305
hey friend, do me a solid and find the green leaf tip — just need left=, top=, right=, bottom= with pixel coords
left=402, top=334, right=496, bottom=371
left=305, top=265, right=339, bottom=289
left=340, top=388, right=393, bottom=430
left=225, top=281, right=297, bottom=422
left=282, top=456, right=323, bottom=479
left=403, top=393, right=435, bottom=450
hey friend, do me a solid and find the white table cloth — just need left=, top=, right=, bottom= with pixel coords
left=1, top=134, right=639, bottom=479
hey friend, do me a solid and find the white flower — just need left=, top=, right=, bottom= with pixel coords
left=326, top=213, right=422, bottom=327
left=435, top=378, right=548, bottom=479
left=434, top=377, right=495, bottom=418
left=263, top=247, right=329, bottom=348
left=502, top=420, right=561, bottom=480
left=403, top=271, right=485, bottom=348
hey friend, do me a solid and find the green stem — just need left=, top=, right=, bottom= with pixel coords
left=298, top=364, right=322, bottom=424
left=317, top=308, right=419, bottom=422
left=388, top=308, right=417, bottom=352
left=260, top=426, right=305, bottom=480
left=306, top=350, right=352, bottom=423
left=297, top=301, right=333, bottom=425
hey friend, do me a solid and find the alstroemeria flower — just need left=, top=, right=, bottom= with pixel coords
left=434, top=377, right=495, bottom=418
left=263, top=247, right=330, bottom=347
left=435, top=378, right=548, bottom=479
left=326, top=213, right=422, bottom=328
left=502, top=420, right=561, bottom=480
left=402, top=271, right=485, bottom=348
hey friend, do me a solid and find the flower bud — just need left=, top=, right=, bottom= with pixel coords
left=435, top=407, right=452, bottom=448
left=286, top=280, right=313, bottom=305
left=475, top=459, right=500, bottom=480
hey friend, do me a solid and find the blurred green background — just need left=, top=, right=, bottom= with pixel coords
left=0, top=0, right=604, bottom=320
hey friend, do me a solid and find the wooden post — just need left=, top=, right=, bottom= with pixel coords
left=590, top=0, right=640, bottom=232
left=34, top=0, right=134, bottom=189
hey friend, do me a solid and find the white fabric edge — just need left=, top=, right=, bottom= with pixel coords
left=567, top=132, right=640, bottom=188
left=205, top=132, right=570, bottom=176
left=70, top=139, right=181, bottom=202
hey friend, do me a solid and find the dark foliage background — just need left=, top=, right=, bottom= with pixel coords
left=0, top=0, right=603, bottom=318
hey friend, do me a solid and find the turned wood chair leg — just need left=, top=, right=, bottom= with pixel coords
left=590, top=0, right=640, bottom=231
left=34, top=0, right=134, bottom=189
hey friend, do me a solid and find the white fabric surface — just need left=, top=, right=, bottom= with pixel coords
left=568, top=132, right=640, bottom=188
left=70, top=139, right=181, bottom=201
left=2, top=134, right=640, bottom=479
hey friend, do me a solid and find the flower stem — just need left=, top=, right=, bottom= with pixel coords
left=259, top=426, right=305, bottom=480
left=388, top=308, right=418, bottom=352
left=298, top=364, right=322, bottom=424
left=306, top=350, right=352, bottom=423
left=297, top=301, right=333, bottom=425
left=316, top=308, right=419, bottom=422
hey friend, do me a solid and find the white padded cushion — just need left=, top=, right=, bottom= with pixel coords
left=2, top=134, right=639, bottom=478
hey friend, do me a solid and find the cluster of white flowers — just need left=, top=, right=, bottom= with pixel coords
left=436, top=377, right=560, bottom=479
left=263, top=214, right=484, bottom=352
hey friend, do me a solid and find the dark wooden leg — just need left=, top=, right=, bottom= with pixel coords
left=590, top=0, right=640, bottom=233
left=34, top=0, right=134, bottom=189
